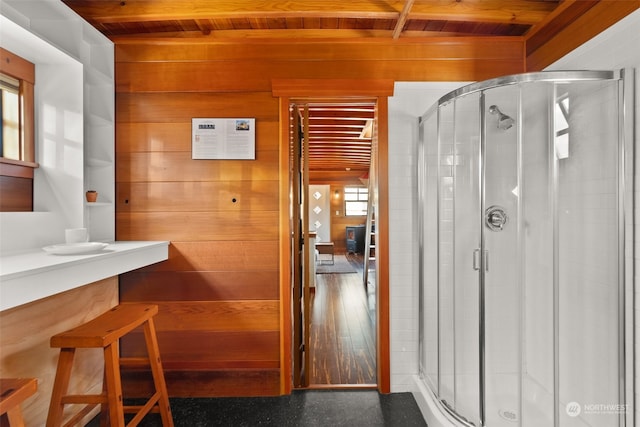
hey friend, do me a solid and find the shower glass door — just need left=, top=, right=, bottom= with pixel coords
left=438, top=93, right=482, bottom=425
left=482, top=88, right=522, bottom=427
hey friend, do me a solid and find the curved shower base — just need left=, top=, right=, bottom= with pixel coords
left=413, top=374, right=555, bottom=427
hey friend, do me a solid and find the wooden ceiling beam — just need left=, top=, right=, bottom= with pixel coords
left=63, top=0, right=558, bottom=26
left=310, top=152, right=371, bottom=156
left=310, top=156, right=371, bottom=160
left=307, top=119, right=372, bottom=125
left=306, top=112, right=374, bottom=119
left=309, top=139, right=371, bottom=144
left=310, top=164, right=370, bottom=169
left=62, top=0, right=399, bottom=23
left=311, top=157, right=362, bottom=160
left=310, top=157, right=371, bottom=161
left=409, top=0, right=558, bottom=25
left=310, top=138, right=371, bottom=142
left=393, top=0, right=415, bottom=39
left=310, top=142, right=370, bottom=146
left=310, top=162, right=371, bottom=167
left=524, top=0, right=598, bottom=55
left=308, top=126, right=365, bottom=132
left=310, top=161, right=370, bottom=164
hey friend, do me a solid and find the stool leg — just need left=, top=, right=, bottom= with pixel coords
left=143, top=318, right=174, bottom=427
left=47, top=348, right=76, bottom=427
left=103, top=342, right=125, bottom=427
left=99, top=369, right=109, bottom=427
left=6, top=406, right=26, bottom=427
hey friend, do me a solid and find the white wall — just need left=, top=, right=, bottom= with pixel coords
left=309, top=184, right=331, bottom=243
left=388, top=12, right=640, bottom=422
left=0, top=1, right=115, bottom=252
left=0, top=16, right=84, bottom=251
left=387, top=82, right=471, bottom=391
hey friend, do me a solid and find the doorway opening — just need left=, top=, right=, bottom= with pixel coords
left=290, top=99, right=378, bottom=389
left=273, top=78, right=393, bottom=394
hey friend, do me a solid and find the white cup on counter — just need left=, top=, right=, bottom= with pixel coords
left=65, top=228, right=89, bottom=244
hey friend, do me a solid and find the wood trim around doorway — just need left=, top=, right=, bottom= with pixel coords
left=274, top=79, right=393, bottom=394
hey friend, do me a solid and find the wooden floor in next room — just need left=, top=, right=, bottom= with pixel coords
left=309, top=252, right=377, bottom=386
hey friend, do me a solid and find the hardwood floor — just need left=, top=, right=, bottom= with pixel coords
left=309, top=253, right=377, bottom=386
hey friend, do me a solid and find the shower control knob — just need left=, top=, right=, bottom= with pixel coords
left=485, top=206, right=508, bottom=231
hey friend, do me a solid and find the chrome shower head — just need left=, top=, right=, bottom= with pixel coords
left=488, top=105, right=515, bottom=130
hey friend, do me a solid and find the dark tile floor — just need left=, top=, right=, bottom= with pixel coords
left=90, top=390, right=427, bottom=426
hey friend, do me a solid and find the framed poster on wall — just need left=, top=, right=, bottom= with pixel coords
left=192, top=118, right=255, bottom=159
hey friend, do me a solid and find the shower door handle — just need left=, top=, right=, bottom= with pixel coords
left=473, top=249, right=489, bottom=271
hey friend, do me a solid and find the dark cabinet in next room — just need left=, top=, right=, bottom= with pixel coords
left=346, top=225, right=366, bottom=254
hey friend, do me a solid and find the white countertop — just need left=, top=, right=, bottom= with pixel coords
left=0, top=241, right=169, bottom=311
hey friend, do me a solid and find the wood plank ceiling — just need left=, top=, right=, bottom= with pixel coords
left=63, top=0, right=589, bottom=173
left=295, top=102, right=375, bottom=172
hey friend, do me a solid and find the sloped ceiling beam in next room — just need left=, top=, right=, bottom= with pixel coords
left=295, top=102, right=376, bottom=173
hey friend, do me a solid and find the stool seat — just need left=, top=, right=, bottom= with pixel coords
left=0, top=378, right=37, bottom=427
left=51, top=304, right=158, bottom=349
left=47, top=304, right=173, bottom=427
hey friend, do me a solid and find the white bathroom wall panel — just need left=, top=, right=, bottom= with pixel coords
left=388, top=82, right=471, bottom=391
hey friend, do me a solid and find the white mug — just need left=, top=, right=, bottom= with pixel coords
left=65, top=228, right=88, bottom=244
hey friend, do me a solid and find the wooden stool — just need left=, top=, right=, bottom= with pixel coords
left=46, top=304, right=173, bottom=427
left=0, top=378, right=37, bottom=427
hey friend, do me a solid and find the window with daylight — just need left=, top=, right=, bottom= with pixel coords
left=1, top=74, right=20, bottom=160
left=0, top=48, right=37, bottom=212
left=344, top=186, right=368, bottom=216
left=554, top=92, right=570, bottom=159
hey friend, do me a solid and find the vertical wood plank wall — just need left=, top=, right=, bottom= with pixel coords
left=114, top=38, right=525, bottom=396
left=0, top=278, right=118, bottom=426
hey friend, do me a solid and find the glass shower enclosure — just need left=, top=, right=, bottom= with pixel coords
left=418, top=70, right=634, bottom=427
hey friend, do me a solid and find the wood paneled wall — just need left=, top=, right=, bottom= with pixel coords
left=116, top=90, right=281, bottom=396
left=0, top=175, right=33, bottom=212
left=115, top=36, right=527, bottom=397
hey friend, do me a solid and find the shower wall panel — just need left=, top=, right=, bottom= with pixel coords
left=437, top=102, right=456, bottom=405
left=557, top=80, right=621, bottom=427
left=421, top=111, right=439, bottom=392
left=521, top=82, right=554, bottom=425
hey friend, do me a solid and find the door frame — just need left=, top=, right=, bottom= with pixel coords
left=273, top=79, right=394, bottom=394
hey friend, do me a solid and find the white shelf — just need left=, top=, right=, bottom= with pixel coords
left=0, top=241, right=169, bottom=311
left=86, top=158, right=112, bottom=168
left=86, top=66, right=112, bottom=86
